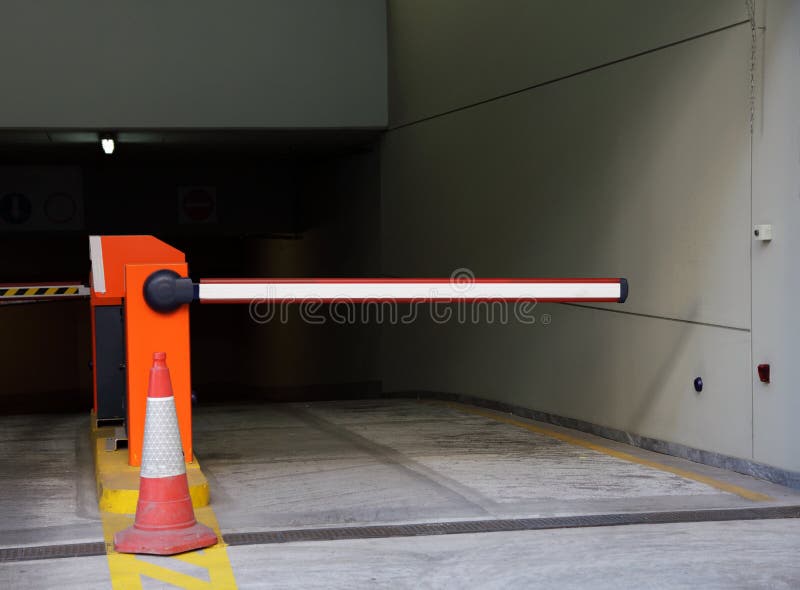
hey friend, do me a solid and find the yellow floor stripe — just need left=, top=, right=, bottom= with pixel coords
left=101, top=507, right=238, bottom=589
left=44, top=287, right=59, bottom=295
left=431, top=400, right=772, bottom=502
left=94, top=437, right=210, bottom=515
left=4, top=288, right=18, bottom=296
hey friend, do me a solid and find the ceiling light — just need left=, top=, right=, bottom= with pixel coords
left=101, top=135, right=115, bottom=155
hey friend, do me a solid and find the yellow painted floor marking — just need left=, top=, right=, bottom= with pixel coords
left=44, top=286, right=58, bottom=295
left=24, top=287, right=38, bottom=296
left=95, top=438, right=210, bottom=514
left=101, top=507, right=238, bottom=589
left=431, top=400, right=772, bottom=502
left=4, top=288, right=18, bottom=296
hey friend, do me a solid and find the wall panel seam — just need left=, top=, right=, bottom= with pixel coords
left=389, top=19, right=750, bottom=131
left=563, top=304, right=751, bottom=333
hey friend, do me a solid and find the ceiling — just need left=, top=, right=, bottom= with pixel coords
left=0, top=129, right=383, bottom=161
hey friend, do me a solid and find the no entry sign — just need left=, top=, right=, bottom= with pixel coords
left=178, top=186, right=216, bottom=223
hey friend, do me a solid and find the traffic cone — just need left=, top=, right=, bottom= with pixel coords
left=114, top=352, right=218, bottom=555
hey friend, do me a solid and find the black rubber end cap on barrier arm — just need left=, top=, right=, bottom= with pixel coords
left=619, top=278, right=629, bottom=303
left=143, top=269, right=196, bottom=313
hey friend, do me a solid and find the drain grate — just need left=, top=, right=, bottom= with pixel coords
left=223, top=505, right=800, bottom=547
left=2, top=505, right=799, bottom=564
left=0, top=542, right=106, bottom=563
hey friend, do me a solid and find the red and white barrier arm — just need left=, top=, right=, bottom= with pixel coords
left=196, top=278, right=628, bottom=304
left=142, top=272, right=628, bottom=312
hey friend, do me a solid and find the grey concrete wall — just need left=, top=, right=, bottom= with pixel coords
left=389, top=0, right=748, bottom=126
left=380, top=2, right=793, bottom=467
left=384, top=26, right=751, bottom=328
left=0, top=0, right=387, bottom=128
left=751, top=0, right=800, bottom=471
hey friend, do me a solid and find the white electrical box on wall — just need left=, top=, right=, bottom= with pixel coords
left=754, top=224, right=773, bottom=241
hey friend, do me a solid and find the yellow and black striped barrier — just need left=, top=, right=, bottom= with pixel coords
left=0, top=284, right=89, bottom=300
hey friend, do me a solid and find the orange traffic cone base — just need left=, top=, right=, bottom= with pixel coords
left=114, top=521, right=217, bottom=555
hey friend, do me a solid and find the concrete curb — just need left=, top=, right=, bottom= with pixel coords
left=90, top=414, right=210, bottom=514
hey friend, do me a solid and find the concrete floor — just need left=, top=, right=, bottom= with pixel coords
left=227, top=519, right=800, bottom=590
left=3, top=520, right=800, bottom=589
left=1, top=399, right=799, bottom=588
left=196, top=399, right=799, bottom=531
left=0, top=414, right=101, bottom=548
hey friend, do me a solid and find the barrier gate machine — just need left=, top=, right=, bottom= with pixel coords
left=87, top=235, right=628, bottom=467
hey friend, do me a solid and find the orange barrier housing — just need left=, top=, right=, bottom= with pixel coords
left=90, top=236, right=192, bottom=466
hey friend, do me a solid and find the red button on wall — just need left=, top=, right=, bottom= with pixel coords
left=757, top=364, right=770, bottom=384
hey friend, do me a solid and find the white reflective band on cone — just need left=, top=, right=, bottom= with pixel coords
left=140, top=397, right=186, bottom=479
